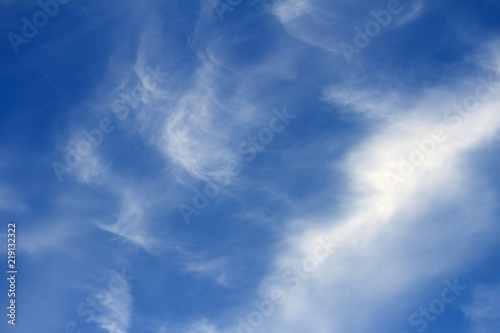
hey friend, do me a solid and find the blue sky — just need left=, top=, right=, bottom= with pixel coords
left=1, top=0, right=500, bottom=332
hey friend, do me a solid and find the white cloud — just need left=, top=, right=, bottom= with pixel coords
left=55, top=135, right=165, bottom=255
left=97, top=192, right=162, bottom=255
left=397, top=0, right=426, bottom=25
left=159, top=55, right=260, bottom=181
left=271, top=0, right=342, bottom=54
left=74, top=152, right=109, bottom=185
left=184, top=257, right=230, bottom=287
left=322, top=84, right=401, bottom=119
left=94, top=271, right=133, bottom=333
left=273, top=0, right=312, bottom=23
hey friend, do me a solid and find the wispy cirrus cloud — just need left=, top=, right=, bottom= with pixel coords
left=184, top=257, right=230, bottom=287
left=396, top=0, right=426, bottom=25
left=94, top=271, right=133, bottom=333
left=96, top=192, right=160, bottom=254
